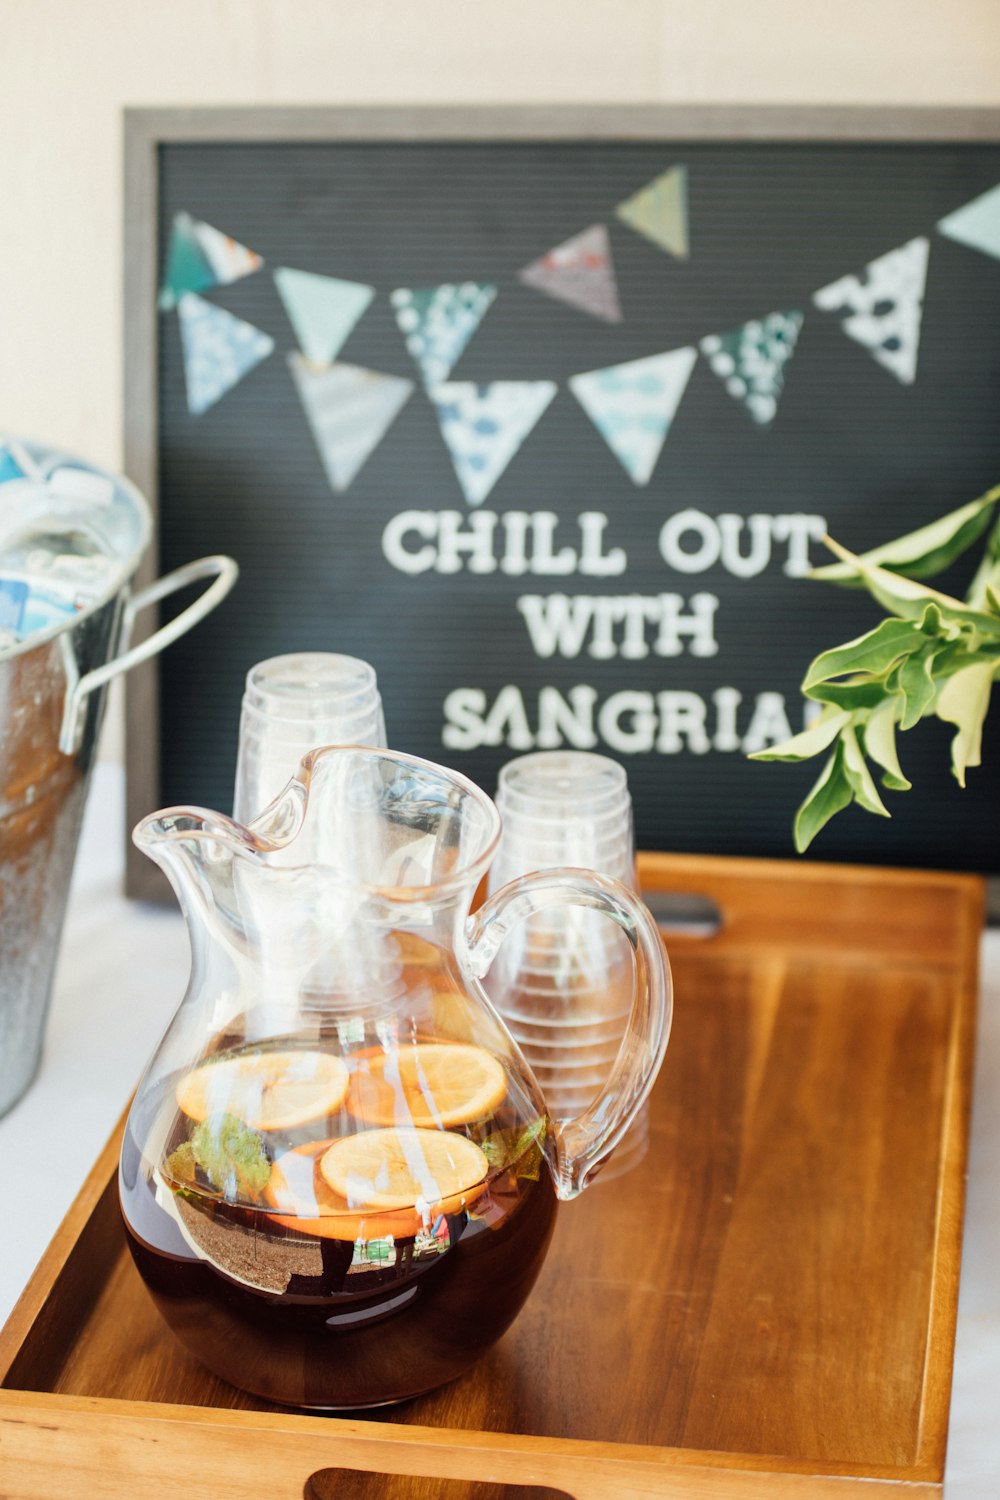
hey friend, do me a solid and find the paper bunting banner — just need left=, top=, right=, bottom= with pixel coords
left=288, top=354, right=414, bottom=492
left=390, top=283, right=496, bottom=386
left=159, top=212, right=263, bottom=311
left=569, top=347, right=697, bottom=485
left=518, top=224, right=622, bottom=323
left=429, top=381, right=557, bottom=507
left=700, top=310, right=803, bottom=426
left=615, top=166, right=688, bottom=259
left=812, top=237, right=928, bottom=385
left=937, top=183, right=1000, bottom=262
left=177, top=293, right=275, bottom=416
left=0, top=446, right=26, bottom=485
left=274, top=268, right=375, bottom=366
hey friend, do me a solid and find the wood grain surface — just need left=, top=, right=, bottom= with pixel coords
left=0, top=855, right=982, bottom=1498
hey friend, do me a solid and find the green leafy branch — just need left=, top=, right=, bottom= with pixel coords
left=750, top=485, right=1000, bottom=851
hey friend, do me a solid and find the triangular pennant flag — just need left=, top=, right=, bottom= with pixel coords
left=177, top=293, right=274, bottom=416
left=812, top=238, right=928, bottom=385
left=937, top=183, right=1000, bottom=262
left=518, top=224, right=622, bottom=323
left=390, top=283, right=496, bottom=386
left=429, top=381, right=557, bottom=506
left=569, top=347, right=697, bottom=485
left=700, top=310, right=803, bottom=425
left=159, top=212, right=263, bottom=311
left=274, top=268, right=375, bottom=365
left=0, top=445, right=26, bottom=485
left=288, top=354, right=414, bottom=492
left=615, top=166, right=688, bottom=259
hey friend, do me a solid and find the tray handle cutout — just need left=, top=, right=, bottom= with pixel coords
left=640, top=887, right=722, bottom=938
left=306, top=1471, right=573, bottom=1500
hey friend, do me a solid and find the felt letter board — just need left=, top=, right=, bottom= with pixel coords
left=124, top=107, right=1000, bottom=897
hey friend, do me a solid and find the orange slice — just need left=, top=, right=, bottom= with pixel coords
left=320, top=1127, right=489, bottom=1212
left=176, top=1049, right=349, bottom=1131
left=346, top=1042, right=507, bottom=1128
left=264, top=1136, right=487, bottom=1240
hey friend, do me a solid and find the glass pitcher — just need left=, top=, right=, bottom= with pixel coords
left=120, top=746, right=671, bottom=1410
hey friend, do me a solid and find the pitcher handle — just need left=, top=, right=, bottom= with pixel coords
left=59, top=555, right=239, bottom=754
left=465, top=868, right=672, bottom=1200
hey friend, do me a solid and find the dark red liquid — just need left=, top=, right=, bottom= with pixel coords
left=120, top=1117, right=557, bottom=1410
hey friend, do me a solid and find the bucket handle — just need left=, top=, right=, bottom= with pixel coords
left=59, top=554, right=239, bottom=754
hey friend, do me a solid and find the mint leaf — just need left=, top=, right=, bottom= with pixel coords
left=841, top=725, right=890, bottom=819
left=863, top=698, right=911, bottom=791
left=820, top=536, right=1000, bottom=636
left=481, top=1117, right=547, bottom=1181
left=802, top=616, right=926, bottom=692
left=898, top=649, right=938, bottom=729
left=936, top=662, right=995, bottom=787
left=794, top=744, right=854, bottom=853
left=810, top=488, right=1000, bottom=584
left=748, top=706, right=850, bottom=763
left=191, top=1113, right=271, bottom=1202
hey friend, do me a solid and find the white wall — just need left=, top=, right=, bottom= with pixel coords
left=0, top=0, right=997, bottom=757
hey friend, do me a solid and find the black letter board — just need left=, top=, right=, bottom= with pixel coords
left=125, top=107, right=1000, bottom=895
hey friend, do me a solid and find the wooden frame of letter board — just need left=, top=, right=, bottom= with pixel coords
left=123, top=105, right=1000, bottom=903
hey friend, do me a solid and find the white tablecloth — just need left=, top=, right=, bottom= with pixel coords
left=1, top=763, right=997, bottom=1493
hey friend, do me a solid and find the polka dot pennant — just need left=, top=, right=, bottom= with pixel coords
left=569, top=347, right=698, bottom=486
left=288, top=355, right=414, bottom=493
left=700, top=311, right=803, bottom=426
left=177, top=293, right=274, bottom=416
left=159, top=212, right=263, bottom=312
left=812, top=237, right=928, bottom=386
left=518, top=224, right=622, bottom=323
left=615, top=166, right=689, bottom=260
left=428, top=381, right=557, bottom=507
left=390, top=283, right=497, bottom=387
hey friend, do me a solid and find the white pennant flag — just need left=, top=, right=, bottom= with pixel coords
left=813, top=237, right=929, bottom=385
left=288, top=355, right=414, bottom=492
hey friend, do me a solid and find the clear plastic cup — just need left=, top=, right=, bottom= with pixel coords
left=232, top=653, right=386, bottom=823
left=485, top=751, right=650, bottom=1179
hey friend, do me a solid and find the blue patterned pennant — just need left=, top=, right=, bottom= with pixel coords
left=429, top=381, right=557, bottom=506
left=177, top=293, right=275, bottom=415
left=569, top=347, right=697, bottom=485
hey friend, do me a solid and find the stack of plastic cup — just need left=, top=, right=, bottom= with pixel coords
left=232, top=653, right=386, bottom=824
left=485, top=751, right=650, bottom=1179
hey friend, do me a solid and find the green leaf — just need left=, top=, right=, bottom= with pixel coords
left=165, top=1142, right=199, bottom=1188
left=841, top=724, right=890, bottom=818
left=863, top=698, right=911, bottom=791
left=794, top=744, right=854, bottom=853
left=965, top=514, right=1000, bottom=609
left=898, top=649, right=938, bottom=729
left=481, top=1117, right=547, bottom=1180
left=191, top=1113, right=271, bottom=1202
left=806, top=676, right=895, bottom=710
left=802, top=616, right=927, bottom=691
left=810, top=488, right=1000, bottom=585
left=936, top=661, right=996, bottom=786
left=819, top=537, right=1000, bottom=637
left=748, top=706, right=851, bottom=763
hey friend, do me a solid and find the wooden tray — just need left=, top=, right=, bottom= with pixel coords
left=0, top=854, right=982, bottom=1499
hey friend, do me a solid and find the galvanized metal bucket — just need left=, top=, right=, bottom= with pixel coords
left=0, top=437, right=237, bottom=1116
